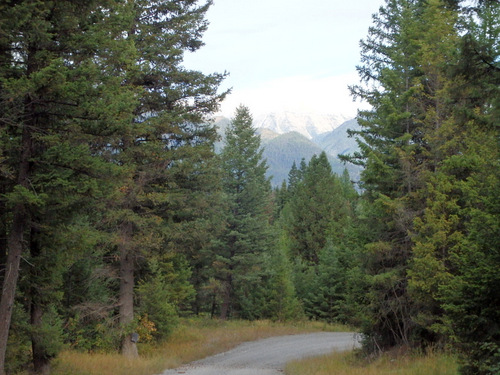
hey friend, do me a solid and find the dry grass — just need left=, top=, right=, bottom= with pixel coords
left=285, top=349, right=459, bottom=375
left=51, top=318, right=348, bottom=375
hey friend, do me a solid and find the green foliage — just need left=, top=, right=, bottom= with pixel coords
left=437, top=133, right=500, bottom=375
left=311, top=243, right=353, bottom=323
left=0, top=0, right=226, bottom=370
left=62, top=246, right=120, bottom=352
left=1, top=1, right=498, bottom=374
left=136, top=255, right=195, bottom=340
left=5, top=302, right=31, bottom=374
left=282, top=152, right=344, bottom=264
left=347, top=1, right=500, bottom=373
left=346, top=0, right=462, bottom=351
left=30, top=305, right=66, bottom=359
left=262, top=244, right=303, bottom=322
left=277, top=153, right=361, bottom=324
left=216, top=105, right=274, bottom=319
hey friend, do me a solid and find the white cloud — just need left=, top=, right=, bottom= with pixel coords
left=218, top=73, right=367, bottom=118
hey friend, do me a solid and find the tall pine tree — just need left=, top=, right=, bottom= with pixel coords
left=217, top=105, right=273, bottom=320
left=347, top=0, right=438, bottom=350
left=0, top=1, right=137, bottom=373
left=101, top=0, right=226, bottom=357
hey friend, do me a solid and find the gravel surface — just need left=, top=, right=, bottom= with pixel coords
left=160, top=332, right=361, bottom=375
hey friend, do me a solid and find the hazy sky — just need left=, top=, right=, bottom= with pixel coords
left=184, top=0, right=386, bottom=118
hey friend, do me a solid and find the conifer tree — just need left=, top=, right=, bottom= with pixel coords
left=280, top=154, right=358, bottom=322
left=0, top=1, right=137, bottom=372
left=102, top=0, right=226, bottom=357
left=217, top=105, right=273, bottom=319
left=407, top=1, right=500, bottom=371
left=0, top=0, right=226, bottom=369
left=349, top=1, right=499, bottom=364
left=260, top=231, right=302, bottom=321
left=282, top=152, right=342, bottom=264
left=347, top=0, right=439, bottom=350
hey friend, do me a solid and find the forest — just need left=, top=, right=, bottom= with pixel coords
left=0, top=0, right=498, bottom=375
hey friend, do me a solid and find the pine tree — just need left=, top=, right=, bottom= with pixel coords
left=261, top=231, right=302, bottom=321
left=278, top=154, right=359, bottom=322
left=408, top=1, right=500, bottom=371
left=101, top=0, right=226, bottom=357
left=349, top=0, right=499, bottom=364
left=0, top=0, right=226, bottom=369
left=0, top=1, right=137, bottom=372
left=346, top=0, right=439, bottom=350
left=282, top=152, right=343, bottom=265
left=217, top=105, right=273, bottom=319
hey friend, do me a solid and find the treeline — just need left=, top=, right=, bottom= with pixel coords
left=343, top=0, right=499, bottom=374
left=0, top=1, right=498, bottom=375
left=0, top=0, right=227, bottom=373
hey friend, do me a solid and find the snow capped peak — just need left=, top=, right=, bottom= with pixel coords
left=253, top=111, right=351, bottom=139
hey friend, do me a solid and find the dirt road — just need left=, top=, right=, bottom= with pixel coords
left=160, top=332, right=360, bottom=375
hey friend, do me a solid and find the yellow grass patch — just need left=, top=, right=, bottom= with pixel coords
left=51, top=318, right=348, bottom=375
left=285, top=349, right=459, bottom=375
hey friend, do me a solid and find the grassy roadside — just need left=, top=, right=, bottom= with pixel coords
left=51, top=318, right=348, bottom=375
left=285, top=349, right=459, bottom=375
left=46, top=318, right=459, bottom=375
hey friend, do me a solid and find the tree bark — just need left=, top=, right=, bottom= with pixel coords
left=29, top=225, right=52, bottom=375
left=119, top=221, right=138, bottom=358
left=220, top=240, right=236, bottom=320
left=0, top=183, right=6, bottom=289
left=31, top=302, right=50, bottom=375
left=0, top=120, right=32, bottom=375
left=0, top=209, right=25, bottom=375
left=219, top=274, right=232, bottom=320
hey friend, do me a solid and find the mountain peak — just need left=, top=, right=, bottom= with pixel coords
left=253, top=111, right=351, bottom=140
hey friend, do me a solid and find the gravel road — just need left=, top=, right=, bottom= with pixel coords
left=160, top=332, right=360, bottom=375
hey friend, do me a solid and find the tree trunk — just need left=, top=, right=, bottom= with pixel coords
left=119, top=221, right=138, bottom=358
left=0, top=187, right=6, bottom=289
left=220, top=274, right=232, bottom=320
left=0, top=117, right=32, bottom=375
left=29, top=226, right=52, bottom=375
left=220, top=240, right=235, bottom=320
left=31, top=302, right=50, bottom=375
left=0, top=209, right=25, bottom=375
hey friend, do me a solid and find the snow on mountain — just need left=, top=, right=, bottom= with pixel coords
left=253, top=112, right=351, bottom=140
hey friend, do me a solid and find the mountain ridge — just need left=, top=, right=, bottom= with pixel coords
left=213, top=112, right=361, bottom=187
left=253, top=111, right=351, bottom=140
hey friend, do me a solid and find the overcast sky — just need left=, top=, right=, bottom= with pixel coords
left=184, top=0, right=386, bottom=118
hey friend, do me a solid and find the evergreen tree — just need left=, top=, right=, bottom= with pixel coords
left=441, top=4, right=500, bottom=372
left=279, top=154, right=359, bottom=322
left=101, top=0, right=226, bottom=357
left=345, top=0, right=443, bottom=350
left=407, top=1, right=500, bottom=371
left=0, top=1, right=137, bottom=372
left=217, top=105, right=273, bottom=319
left=260, top=231, right=302, bottom=321
left=282, top=152, right=343, bottom=265
left=0, top=0, right=226, bottom=369
left=349, top=1, right=499, bottom=368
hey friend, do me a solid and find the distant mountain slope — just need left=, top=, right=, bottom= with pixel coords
left=261, top=132, right=356, bottom=186
left=261, top=132, right=323, bottom=185
left=257, top=128, right=280, bottom=142
left=313, top=119, right=361, bottom=157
